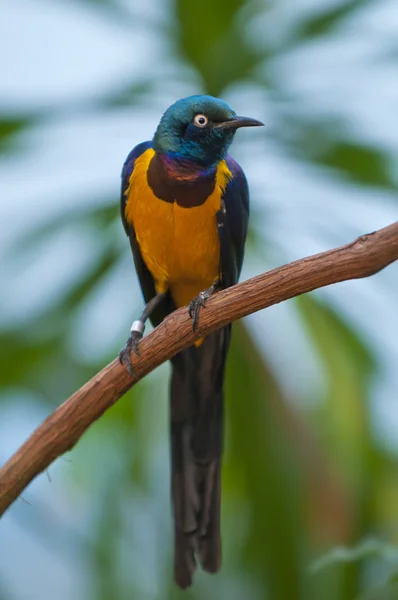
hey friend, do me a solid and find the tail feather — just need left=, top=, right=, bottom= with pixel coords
left=197, top=461, right=221, bottom=573
left=170, top=326, right=230, bottom=589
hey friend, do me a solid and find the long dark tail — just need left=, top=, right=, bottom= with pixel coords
left=170, top=325, right=231, bottom=589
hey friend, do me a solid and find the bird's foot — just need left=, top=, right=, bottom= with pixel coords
left=118, top=320, right=145, bottom=377
left=188, top=284, right=217, bottom=332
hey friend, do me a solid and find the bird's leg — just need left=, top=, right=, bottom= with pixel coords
left=188, top=281, right=219, bottom=332
left=119, top=292, right=166, bottom=377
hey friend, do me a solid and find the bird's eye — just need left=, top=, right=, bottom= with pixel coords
left=193, top=114, right=208, bottom=128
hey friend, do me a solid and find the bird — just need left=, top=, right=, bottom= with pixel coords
left=119, top=95, right=263, bottom=588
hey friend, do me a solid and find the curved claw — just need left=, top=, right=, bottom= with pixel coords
left=129, top=330, right=143, bottom=356
left=119, top=331, right=143, bottom=378
left=188, top=291, right=209, bottom=332
left=119, top=347, right=135, bottom=378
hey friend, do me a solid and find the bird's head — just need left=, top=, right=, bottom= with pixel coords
left=153, top=95, right=263, bottom=167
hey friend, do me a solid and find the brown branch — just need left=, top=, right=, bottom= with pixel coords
left=0, top=222, right=397, bottom=516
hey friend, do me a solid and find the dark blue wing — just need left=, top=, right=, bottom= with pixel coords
left=217, top=156, right=249, bottom=289
left=121, top=141, right=152, bottom=234
left=121, top=141, right=176, bottom=326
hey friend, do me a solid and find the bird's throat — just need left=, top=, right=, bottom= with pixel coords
left=147, top=153, right=217, bottom=208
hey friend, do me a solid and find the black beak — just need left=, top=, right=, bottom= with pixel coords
left=214, top=116, right=264, bottom=131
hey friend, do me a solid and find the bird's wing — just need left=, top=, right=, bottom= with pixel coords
left=121, top=141, right=175, bottom=327
left=217, top=156, right=250, bottom=289
left=121, top=141, right=152, bottom=235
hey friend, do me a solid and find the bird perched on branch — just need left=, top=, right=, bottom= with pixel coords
left=119, top=95, right=262, bottom=588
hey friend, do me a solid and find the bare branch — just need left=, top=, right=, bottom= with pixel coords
left=0, top=221, right=397, bottom=517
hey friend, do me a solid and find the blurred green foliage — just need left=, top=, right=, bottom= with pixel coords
left=0, top=0, right=397, bottom=599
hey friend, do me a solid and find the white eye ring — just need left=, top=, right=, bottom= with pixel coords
left=193, top=114, right=208, bottom=128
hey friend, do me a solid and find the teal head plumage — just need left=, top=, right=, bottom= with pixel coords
left=153, top=94, right=263, bottom=167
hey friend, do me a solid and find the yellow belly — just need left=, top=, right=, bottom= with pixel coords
left=124, top=148, right=232, bottom=308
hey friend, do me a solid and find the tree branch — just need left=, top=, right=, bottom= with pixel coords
left=0, top=222, right=397, bottom=517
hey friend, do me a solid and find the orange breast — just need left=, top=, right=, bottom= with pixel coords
left=124, top=148, right=231, bottom=308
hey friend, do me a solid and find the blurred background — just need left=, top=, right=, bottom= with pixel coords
left=0, top=0, right=397, bottom=599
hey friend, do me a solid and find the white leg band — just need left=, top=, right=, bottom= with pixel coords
left=131, top=320, right=145, bottom=335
